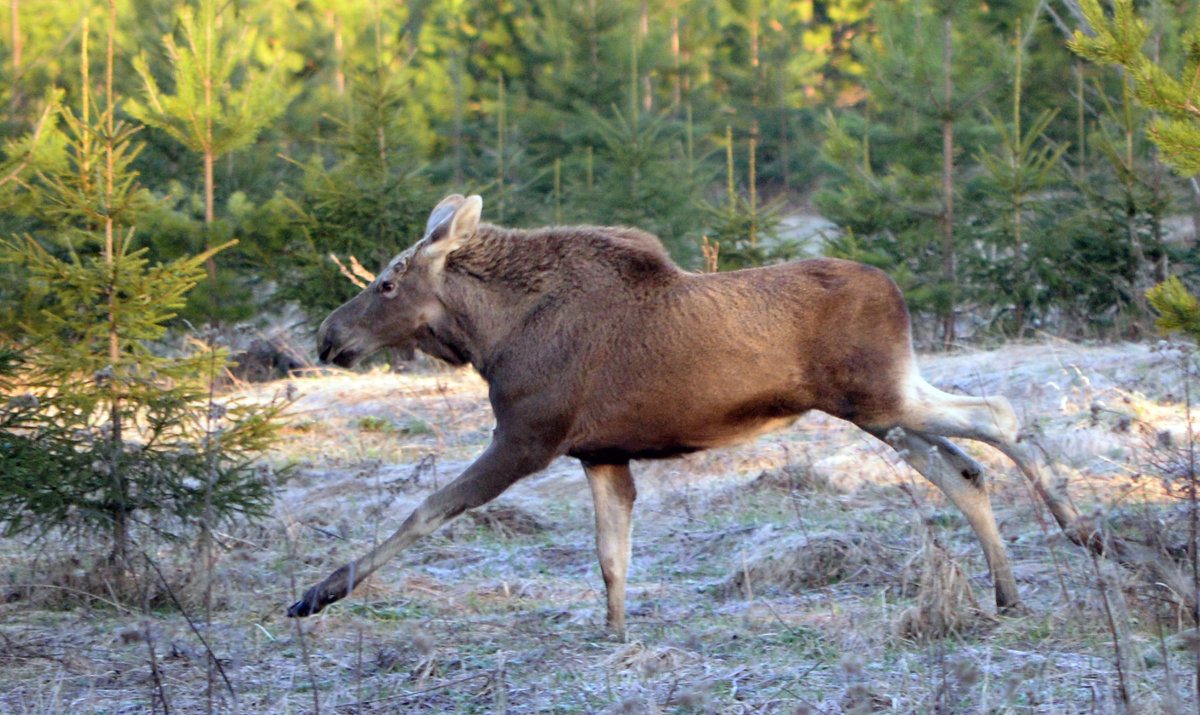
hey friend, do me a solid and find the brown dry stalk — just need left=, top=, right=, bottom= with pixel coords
left=700, top=236, right=719, bottom=273
left=1088, top=551, right=1131, bottom=707
left=331, top=672, right=492, bottom=711
left=140, top=553, right=238, bottom=708
left=142, top=620, right=172, bottom=715
left=329, top=253, right=376, bottom=289
left=274, top=483, right=322, bottom=715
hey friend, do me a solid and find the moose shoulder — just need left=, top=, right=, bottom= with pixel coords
left=291, top=193, right=1102, bottom=637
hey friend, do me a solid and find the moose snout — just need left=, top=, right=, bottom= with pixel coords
left=316, top=322, right=360, bottom=367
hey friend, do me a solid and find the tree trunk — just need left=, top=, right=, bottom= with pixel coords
left=939, top=13, right=956, bottom=349
left=105, top=0, right=128, bottom=591
left=640, top=0, right=651, bottom=113
left=671, top=13, right=681, bottom=106
left=204, top=148, right=216, bottom=279
left=329, top=9, right=344, bottom=95
left=203, top=0, right=217, bottom=283
left=1120, top=77, right=1151, bottom=331
left=9, top=0, right=20, bottom=113
left=496, top=75, right=506, bottom=222
left=452, top=50, right=464, bottom=185
left=1191, top=177, right=1200, bottom=248
left=588, top=0, right=599, bottom=89
left=779, top=72, right=790, bottom=189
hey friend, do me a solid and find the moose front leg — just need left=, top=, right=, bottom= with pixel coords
left=288, top=437, right=556, bottom=617
left=583, top=462, right=636, bottom=639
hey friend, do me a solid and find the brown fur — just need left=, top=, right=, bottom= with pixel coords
left=291, top=194, right=1103, bottom=637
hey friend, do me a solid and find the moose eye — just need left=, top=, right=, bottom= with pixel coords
left=379, top=280, right=396, bottom=294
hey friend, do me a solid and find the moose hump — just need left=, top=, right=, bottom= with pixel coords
left=444, top=223, right=681, bottom=294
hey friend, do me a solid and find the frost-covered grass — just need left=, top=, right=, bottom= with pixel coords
left=1, top=341, right=1197, bottom=712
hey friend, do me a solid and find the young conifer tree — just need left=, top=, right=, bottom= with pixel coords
left=0, top=4, right=289, bottom=600
left=126, top=0, right=292, bottom=319
left=817, top=0, right=1004, bottom=347
left=1070, top=0, right=1200, bottom=339
left=278, top=0, right=434, bottom=322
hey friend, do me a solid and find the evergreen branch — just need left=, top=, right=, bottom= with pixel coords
left=1148, top=276, right=1200, bottom=339
left=0, top=97, right=60, bottom=191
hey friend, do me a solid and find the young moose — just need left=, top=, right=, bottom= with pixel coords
left=290, top=193, right=1100, bottom=636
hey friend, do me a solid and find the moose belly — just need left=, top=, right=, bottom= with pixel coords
left=567, top=405, right=803, bottom=464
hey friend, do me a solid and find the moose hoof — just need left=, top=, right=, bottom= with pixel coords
left=286, top=599, right=317, bottom=618
left=287, top=587, right=334, bottom=618
left=997, top=600, right=1030, bottom=617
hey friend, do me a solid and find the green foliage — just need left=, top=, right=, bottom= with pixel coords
left=1147, top=275, right=1200, bottom=339
left=1071, top=0, right=1200, bottom=176
left=1071, top=0, right=1200, bottom=338
left=3, top=0, right=1200, bottom=343
left=0, top=187, right=286, bottom=559
left=0, top=90, right=67, bottom=211
left=126, top=0, right=292, bottom=160
left=0, top=19, right=290, bottom=574
left=816, top=114, right=951, bottom=328
left=0, top=342, right=287, bottom=542
left=575, top=105, right=705, bottom=260
left=125, top=0, right=296, bottom=323
left=274, top=59, right=437, bottom=319
left=698, top=127, right=795, bottom=270
left=701, top=194, right=793, bottom=269
left=968, top=80, right=1069, bottom=338
left=816, top=0, right=1008, bottom=341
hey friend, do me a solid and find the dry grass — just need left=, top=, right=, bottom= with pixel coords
left=2, top=341, right=1199, bottom=712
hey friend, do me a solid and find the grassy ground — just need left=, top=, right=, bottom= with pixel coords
left=2, top=340, right=1198, bottom=713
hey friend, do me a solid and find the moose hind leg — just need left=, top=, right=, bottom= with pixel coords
left=901, top=375, right=1109, bottom=554
left=874, top=428, right=1021, bottom=611
left=583, top=462, right=636, bottom=640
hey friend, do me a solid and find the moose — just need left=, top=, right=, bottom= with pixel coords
left=289, top=193, right=1102, bottom=636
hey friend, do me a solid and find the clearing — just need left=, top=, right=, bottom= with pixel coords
left=1, top=340, right=1197, bottom=713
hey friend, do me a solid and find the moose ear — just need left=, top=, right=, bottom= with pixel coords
left=423, top=194, right=466, bottom=241
left=448, top=195, right=482, bottom=243
left=423, top=195, right=482, bottom=263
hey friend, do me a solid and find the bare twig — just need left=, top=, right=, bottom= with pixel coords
left=4, top=583, right=137, bottom=614
left=271, top=473, right=323, bottom=715
left=329, top=253, right=375, bottom=289
left=1183, top=347, right=1200, bottom=701
left=143, top=620, right=172, bottom=715
left=348, top=255, right=375, bottom=284
left=141, top=554, right=239, bottom=709
left=331, top=672, right=492, bottom=711
left=0, top=631, right=68, bottom=665
left=1088, top=551, right=1131, bottom=707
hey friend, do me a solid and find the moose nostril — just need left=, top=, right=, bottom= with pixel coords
left=316, top=324, right=336, bottom=364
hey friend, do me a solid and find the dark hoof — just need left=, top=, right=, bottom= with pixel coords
left=997, top=600, right=1030, bottom=617
left=287, top=599, right=316, bottom=618
left=287, top=587, right=332, bottom=618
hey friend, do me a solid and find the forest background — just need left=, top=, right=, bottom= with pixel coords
left=4, top=2, right=1200, bottom=709
left=4, top=0, right=1199, bottom=348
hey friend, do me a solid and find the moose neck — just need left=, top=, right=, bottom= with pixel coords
left=430, top=223, right=680, bottom=379
left=432, top=225, right=551, bottom=376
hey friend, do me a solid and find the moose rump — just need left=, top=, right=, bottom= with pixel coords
left=290, top=193, right=1096, bottom=638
